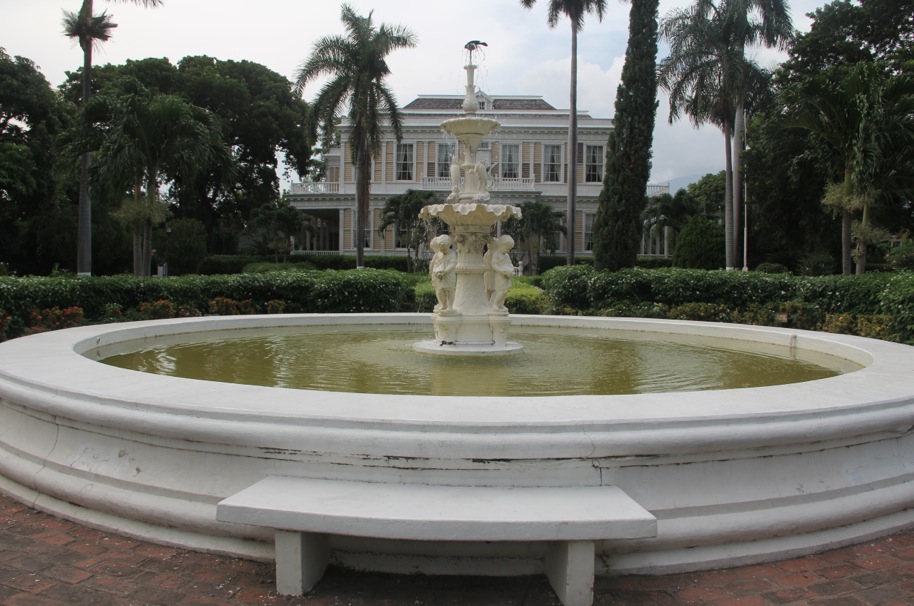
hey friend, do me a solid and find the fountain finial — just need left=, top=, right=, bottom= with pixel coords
left=462, top=41, right=487, bottom=114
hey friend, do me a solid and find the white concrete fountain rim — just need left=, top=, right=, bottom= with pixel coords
left=0, top=313, right=906, bottom=434
left=4, top=312, right=914, bottom=572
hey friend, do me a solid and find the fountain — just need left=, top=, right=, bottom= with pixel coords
left=415, top=41, right=523, bottom=355
left=2, top=45, right=914, bottom=600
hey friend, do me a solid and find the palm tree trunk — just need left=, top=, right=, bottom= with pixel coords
left=723, top=129, right=735, bottom=270
left=566, top=22, right=578, bottom=266
left=855, top=202, right=869, bottom=275
left=841, top=210, right=852, bottom=274
left=77, top=9, right=94, bottom=276
left=355, top=139, right=370, bottom=269
left=841, top=168, right=853, bottom=274
left=732, top=103, right=745, bottom=270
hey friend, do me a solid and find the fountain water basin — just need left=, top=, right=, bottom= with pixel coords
left=1, top=313, right=914, bottom=576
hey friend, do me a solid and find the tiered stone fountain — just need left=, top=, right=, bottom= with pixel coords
left=416, top=44, right=522, bottom=355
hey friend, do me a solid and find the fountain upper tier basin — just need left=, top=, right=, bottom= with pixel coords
left=441, top=116, right=499, bottom=138
left=1, top=314, right=914, bottom=576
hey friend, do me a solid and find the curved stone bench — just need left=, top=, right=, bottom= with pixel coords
left=216, top=476, right=657, bottom=606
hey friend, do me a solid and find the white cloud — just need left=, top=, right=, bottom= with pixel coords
left=3, top=0, right=830, bottom=188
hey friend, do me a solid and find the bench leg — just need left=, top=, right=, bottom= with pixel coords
left=274, top=530, right=330, bottom=595
left=545, top=541, right=595, bottom=606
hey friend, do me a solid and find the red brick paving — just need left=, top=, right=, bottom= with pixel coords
left=2, top=493, right=913, bottom=605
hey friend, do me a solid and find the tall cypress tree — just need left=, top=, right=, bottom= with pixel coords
left=592, top=0, right=659, bottom=271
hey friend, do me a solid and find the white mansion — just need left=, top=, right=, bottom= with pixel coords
left=287, top=91, right=667, bottom=257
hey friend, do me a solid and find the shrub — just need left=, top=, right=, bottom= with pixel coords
left=886, top=241, right=914, bottom=271
left=880, top=272, right=914, bottom=343
left=0, top=308, right=14, bottom=340
left=135, top=299, right=176, bottom=320
left=208, top=297, right=260, bottom=315
left=635, top=256, right=673, bottom=269
left=596, top=302, right=669, bottom=318
left=798, top=250, right=836, bottom=276
left=587, top=268, right=655, bottom=307
left=243, top=262, right=316, bottom=273
left=24, top=306, right=85, bottom=334
left=672, top=216, right=725, bottom=270
left=667, top=302, right=734, bottom=322
left=505, top=285, right=547, bottom=315
left=755, top=262, right=790, bottom=274
left=413, top=281, right=437, bottom=312
left=540, top=265, right=595, bottom=312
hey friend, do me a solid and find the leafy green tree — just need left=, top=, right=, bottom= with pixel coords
left=503, top=200, right=566, bottom=274
left=641, top=189, right=697, bottom=256
left=293, top=4, right=416, bottom=269
left=154, top=217, right=207, bottom=275
left=673, top=215, right=725, bottom=269
left=249, top=197, right=309, bottom=263
left=659, top=0, right=792, bottom=270
left=89, top=79, right=229, bottom=275
left=61, top=56, right=313, bottom=255
left=780, top=0, right=914, bottom=80
left=520, top=0, right=607, bottom=265
left=175, top=57, right=312, bottom=236
left=743, top=110, right=837, bottom=270
left=687, top=171, right=726, bottom=219
left=378, top=189, right=440, bottom=273
left=592, top=0, right=659, bottom=271
left=0, top=49, right=66, bottom=271
left=779, top=63, right=914, bottom=274
left=62, top=0, right=163, bottom=276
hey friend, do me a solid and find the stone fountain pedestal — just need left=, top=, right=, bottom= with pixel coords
left=415, top=204, right=522, bottom=356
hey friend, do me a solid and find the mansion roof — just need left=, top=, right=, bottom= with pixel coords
left=402, top=96, right=558, bottom=112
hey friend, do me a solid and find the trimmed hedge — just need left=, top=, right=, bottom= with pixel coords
left=539, top=266, right=914, bottom=342
left=200, top=254, right=410, bottom=275
left=0, top=269, right=412, bottom=340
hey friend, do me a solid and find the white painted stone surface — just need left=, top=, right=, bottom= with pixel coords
left=0, top=314, right=913, bottom=576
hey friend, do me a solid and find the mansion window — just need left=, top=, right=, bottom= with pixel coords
left=544, top=144, right=563, bottom=183
left=501, top=144, right=519, bottom=179
left=396, top=143, right=414, bottom=181
left=585, top=145, right=604, bottom=183
left=437, top=143, right=453, bottom=178
left=325, top=156, right=340, bottom=183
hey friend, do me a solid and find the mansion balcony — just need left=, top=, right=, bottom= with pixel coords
left=289, top=182, right=341, bottom=195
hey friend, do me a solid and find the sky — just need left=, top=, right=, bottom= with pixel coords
left=2, top=0, right=827, bottom=190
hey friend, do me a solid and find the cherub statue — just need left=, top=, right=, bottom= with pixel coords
left=429, top=234, right=457, bottom=312
left=484, top=235, right=515, bottom=311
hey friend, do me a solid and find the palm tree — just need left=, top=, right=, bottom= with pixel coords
left=62, top=0, right=164, bottom=276
left=520, top=0, right=607, bottom=266
left=293, top=4, right=416, bottom=269
left=92, top=79, right=228, bottom=276
left=659, top=0, right=792, bottom=270
left=780, top=64, right=914, bottom=274
left=503, top=200, right=566, bottom=273
left=378, top=189, right=440, bottom=273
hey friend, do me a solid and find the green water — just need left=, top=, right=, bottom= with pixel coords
left=98, top=326, right=859, bottom=397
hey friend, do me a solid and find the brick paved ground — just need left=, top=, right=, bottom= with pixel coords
left=2, top=493, right=914, bottom=605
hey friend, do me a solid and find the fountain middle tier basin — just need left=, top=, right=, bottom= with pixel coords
left=1, top=313, right=913, bottom=576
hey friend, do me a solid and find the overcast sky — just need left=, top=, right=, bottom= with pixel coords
left=3, top=0, right=827, bottom=189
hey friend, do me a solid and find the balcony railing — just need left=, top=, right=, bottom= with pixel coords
left=289, top=182, right=340, bottom=194
left=420, top=176, right=536, bottom=191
